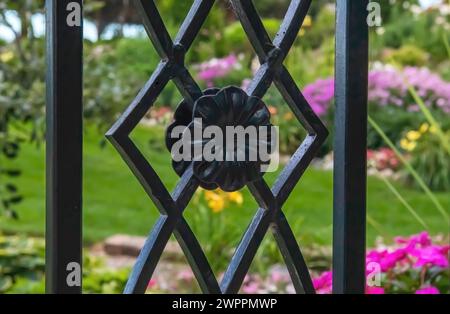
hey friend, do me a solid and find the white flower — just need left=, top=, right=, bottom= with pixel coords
left=376, top=27, right=385, bottom=35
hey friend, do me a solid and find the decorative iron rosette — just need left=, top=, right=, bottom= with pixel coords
left=166, top=86, right=273, bottom=192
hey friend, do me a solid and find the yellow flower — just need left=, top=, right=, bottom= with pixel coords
left=400, top=139, right=416, bottom=152
left=400, top=139, right=409, bottom=150
left=406, top=131, right=421, bottom=141
left=204, top=190, right=219, bottom=201
left=303, top=15, right=312, bottom=27
left=0, top=51, right=14, bottom=63
left=228, top=191, right=243, bottom=205
left=409, top=141, right=417, bottom=151
left=419, top=123, right=429, bottom=134
left=208, top=197, right=225, bottom=213
left=298, top=16, right=312, bottom=37
left=283, top=112, right=294, bottom=121
left=204, top=190, right=226, bottom=213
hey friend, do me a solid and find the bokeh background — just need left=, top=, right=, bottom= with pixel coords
left=0, top=0, right=449, bottom=294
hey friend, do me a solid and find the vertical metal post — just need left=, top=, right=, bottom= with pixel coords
left=46, top=0, right=83, bottom=294
left=333, top=0, right=369, bottom=294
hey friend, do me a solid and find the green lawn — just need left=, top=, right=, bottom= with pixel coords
left=1, top=125, right=449, bottom=247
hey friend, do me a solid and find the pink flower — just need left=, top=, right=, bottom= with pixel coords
left=271, top=270, right=290, bottom=284
left=299, top=67, right=450, bottom=118
left=197, top=54, right=241, bottom=86
left=383, top=249, right=408, bottom=271
left=415, top=286, right=440, bottom=294
left=410, top=245, right=449, bottom=268
left=242, top=282, right=260, bottom=294
left=366, top=248, right=407, bottom=272
left=366, top=286, right=385, bottom=294
left=366, top=249, right=388, bottom=265
left=369, top=147, right=400, bottom=171
left=312, top=271, right=333, bottom=294
left=369, top=67, right=450, bottom=113
left=147, top=279, right=157, bottom=289
left=310, top=232, right=449, bottom=295
left=303, top=78, right=334, bottom=117
left=177, top=270, right=194, bottom=281
left=395, top=231, right=432, bottom=248
left=241, top=78, right=252, bottom=92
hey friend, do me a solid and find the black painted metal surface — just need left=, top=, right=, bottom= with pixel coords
left=333, top=0, right=369, bottom=294
left=45, top=0, right=83, bottom=294
left=44, top=0, right=369, bottom=295
left=166, top=85, right=273, bottom=192
left=106, top=0, right=329, bottom=294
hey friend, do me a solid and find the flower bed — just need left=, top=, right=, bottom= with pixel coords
left=309, top=232, right=449, bottom=294
left=1, top=231, right=447, bottom=294
left=145, top=231, right=449, bottom=294
left=301, top=66, right=450, bottom=117
left=367, top=147, right=400, bottom=173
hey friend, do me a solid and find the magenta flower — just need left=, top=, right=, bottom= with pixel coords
left=312, top=271, right=333, bottom=294
left=410, top=245, right=449, bottom=268
left=366, top=286, right=385, bottom=294
left=366, top=249, right=388, bottom=265
left=366, top=248, right=407, bottom=272
left=299, top=66, right=450, bottom=117
left=369, top=67, right=450, bottom=113
left=290, top=232, right=447, bottom=294
left=395, top=231, right=432, bottom=248
left=197, top=54, right=241, bottom=87
left=381, top=249, right=408, bottom=271
left=415, top=286, right=440, bottom=294
left=302, top=78, right=334, bottom=117
left=312, top=270, right=386, bottom=295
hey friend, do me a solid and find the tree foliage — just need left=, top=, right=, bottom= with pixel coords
left=0, top=0, right=46, bottom=218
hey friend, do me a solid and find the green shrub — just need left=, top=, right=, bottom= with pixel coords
left=301, top=4, right=335, bottom=50
left=84, top=38, right=184, bottom=130
left=367, top=105, right=428, bottom=149
left=0, top=40, right=45, bottom=219
left=384, top=45, right=429, bottom=67
left=0, top=234, right=129, bottom=294
left=223, top=18, right=281, bottom=55
left=400, top=125, right=450, bottom=191
left=82, top=255, right=129, bottom=294
left=0, top=235, right=45, bottom=293
left=270, top=105, right=307, bottom=156
left=284, top=37, right=335, bottom=85
left=373, top=6, right=450, bottom=63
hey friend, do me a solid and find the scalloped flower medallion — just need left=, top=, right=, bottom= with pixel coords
left=166, top=86, right=278, bottom=192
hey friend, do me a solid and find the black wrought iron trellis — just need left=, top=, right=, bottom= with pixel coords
left=45, top=0, right=368, bottom=294
left=46, top=0, right=83, bottom=294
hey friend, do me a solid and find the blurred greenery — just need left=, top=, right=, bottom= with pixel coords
left=383, top=45, right=430, bottom=67
left=0, top=0, right=449, bottom=293
left=1, top=124, right=448, bottom=247
left=0, top=234, right=128, bottom=294
left=368, top=105, right=450, bottom=150
left=0, top=234, right=45, bottom=293
left=403, top=128, right=450, bottom=192
left=370, top=3, right=450, bottom=65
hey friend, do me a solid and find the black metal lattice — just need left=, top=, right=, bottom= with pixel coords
left=106, top=0, right=328, bottom=294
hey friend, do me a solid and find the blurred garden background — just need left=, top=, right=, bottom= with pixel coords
left=0, top=0, right=449, bottom=294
